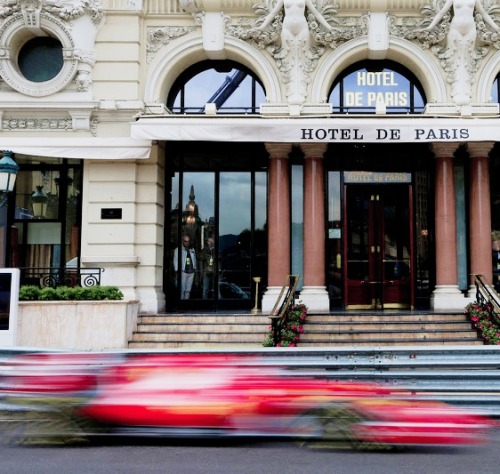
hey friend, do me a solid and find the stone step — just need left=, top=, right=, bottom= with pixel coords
left=129, top=311, right=482, bottom=349
left=304, top=313, right=468, bottom=323
left=138, top=315, right=268, bottom=324
left=131, top=331, right=266, bottom=343
left=299, top=329, right=479, bottom=342
left=303, top=321, right=473, bottom=331
left=135, top=323, right=269, bottom=333
left=298, top=339, right=484, bottom=346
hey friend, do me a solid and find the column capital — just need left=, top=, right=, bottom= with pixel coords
left=467, top=142, right=495, bottom=158
left=300, top=143, right=328, bottom=159
left=265, top=143, right=293, bottom=158
left=430, top=142, right=461, bottom=158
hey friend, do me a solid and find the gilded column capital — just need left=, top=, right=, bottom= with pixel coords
left=265, top=143, right=293, bottom=159
left=467, top=142, right=495, bottom=159
left=430, top=142, right=461, bottom=158
left=300, top=143, right=328, bottom=159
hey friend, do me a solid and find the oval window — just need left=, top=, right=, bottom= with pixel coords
left=18, top=37, right=64, bottom=83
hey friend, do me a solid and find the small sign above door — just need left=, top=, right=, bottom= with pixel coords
left=344, top=172, right=412, bottom=184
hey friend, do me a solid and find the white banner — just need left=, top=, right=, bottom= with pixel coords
left=131, top=116, right=500, bottom=144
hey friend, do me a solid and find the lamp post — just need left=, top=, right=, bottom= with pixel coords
left=0, top=150, right=19, bottom=208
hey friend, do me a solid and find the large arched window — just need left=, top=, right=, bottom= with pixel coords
left=329, top=61, right=426, bottom=114
left=167, top=60, right=265, bottom=114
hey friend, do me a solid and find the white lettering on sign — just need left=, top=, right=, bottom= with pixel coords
left=343, top=71, right=408, bottom=108
left=356, top=72, right=398, bottom=87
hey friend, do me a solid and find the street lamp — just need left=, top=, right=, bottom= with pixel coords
left=0, top=150, right=19, bottom=208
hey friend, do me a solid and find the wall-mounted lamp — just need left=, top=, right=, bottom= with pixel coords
left=0, top=150, right=19, bottom=208
left=31, top=185, right=48, bottom=218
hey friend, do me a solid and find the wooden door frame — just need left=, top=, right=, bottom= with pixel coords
left=343, top=183, right=415, bottom=310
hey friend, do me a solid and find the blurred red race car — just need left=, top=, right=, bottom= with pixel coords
left=0, top=352, right=495, bottom=448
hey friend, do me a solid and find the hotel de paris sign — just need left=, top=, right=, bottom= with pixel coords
left=133, top=72, right=499, bottom=143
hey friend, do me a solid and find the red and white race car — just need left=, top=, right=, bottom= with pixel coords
left=0, top=352, right=495, bottom=448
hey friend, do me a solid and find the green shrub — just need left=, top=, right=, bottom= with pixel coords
left=18, top=285, right=41, bottom=301
left=19, top=285, right=124, bottom=301
left=38, top=287, right=59, bottom=300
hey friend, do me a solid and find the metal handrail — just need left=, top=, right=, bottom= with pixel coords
left=19, top=267, right=104, bottom=288
left=474, top=274, right=500, bottom=325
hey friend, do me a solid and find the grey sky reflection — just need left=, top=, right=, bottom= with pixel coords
left=178, top=172, right=266, bottom=237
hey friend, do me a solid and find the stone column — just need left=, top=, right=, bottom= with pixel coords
left=261, top=143, right=292, bottom=312
left=430, top=143, right=464, bottom=310
left=300, top=143, right=329, bottom=312
left=467, top=142, right=494, bottom=295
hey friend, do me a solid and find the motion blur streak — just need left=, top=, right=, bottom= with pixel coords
left=0, top=352, right=496, bottom=448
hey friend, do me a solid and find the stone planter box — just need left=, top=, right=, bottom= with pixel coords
left=17, top=300, right=139, bottom=350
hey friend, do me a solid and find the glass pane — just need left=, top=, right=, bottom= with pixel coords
left=65, top=168, right=80, bottom=265
left=171, top=66, right=265, bottom=114
left=15, top=170, right=59, bottom=220
left=346, top=191, right=369, bottom=280
left=329, top=63, right=425, bottom=113
left=26, top=222, right=62, bottom=267
left=382, top=190, right=410, bottom=281
left=219, top=173, right=251, bottom=299
left=291, top=165, right=303, bottom=290
left=327, top=172, right=342, bottom=303
left=172, top=173, right=215, bottom=300
left=254, top=172, right=268, bottom=289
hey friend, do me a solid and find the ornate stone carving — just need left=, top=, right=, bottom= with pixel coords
left=2, top=117, right=72, bottom=130
left=0, top=0, right=104, bottom=25
left=398, top=0, right=500, bottom=106
left=0, top=1, right=104, bottom=96
left=230, top=0, right=365, bottom=105
left=146, top=26, right=195, bottom=63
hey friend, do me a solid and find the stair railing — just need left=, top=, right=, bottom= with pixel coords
left=268, top=275, right=300, bottom=347
left=473, top=274, right=500, bottom=326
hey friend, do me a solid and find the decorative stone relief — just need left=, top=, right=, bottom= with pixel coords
left=1, top=117, right=72, bottom=130
left=0, top=0, right=104, bottom=96
left=396, top=0, right=500, bottom=106
left=0, top=0, right=104, bottom=25
left=230, top=0, right=366, bottom=105
left=146, top=26, right=196, bottom=63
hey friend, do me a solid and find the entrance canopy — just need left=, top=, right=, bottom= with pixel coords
left=131, top=115, right=500, bottom=144
left=0, top=137, right=152, bottom=159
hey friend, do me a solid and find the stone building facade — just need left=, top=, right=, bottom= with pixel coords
left=1, top=0, right=500, bottom=314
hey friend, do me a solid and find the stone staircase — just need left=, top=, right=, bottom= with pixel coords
left=129, top=313, right=270, bottom=349
left=128, top=311, right=482, bottom=349
left=299, top=312, right=483, bottom=346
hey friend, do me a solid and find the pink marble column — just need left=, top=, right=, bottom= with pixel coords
left=431, top=143, right=463, bottom=309
left=302, top=144, right=327, bottom=286
left=265, top=143, right=292, bottom=287
left=467, top=142, right=494, bottom=288
left=299, top=143, right=329, bottom=312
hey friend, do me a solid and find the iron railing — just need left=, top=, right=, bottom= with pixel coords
left=19, top=267, right=104, bottom=288
left=474, top=274, right=500, bottom=326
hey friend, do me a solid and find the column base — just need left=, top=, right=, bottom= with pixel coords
left=297, top=286, right=330, bottom=313
left=261, top=286, right=285, bottom=313
left=431, top=285, right=471, bottom=311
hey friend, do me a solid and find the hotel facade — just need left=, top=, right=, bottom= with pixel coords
left=1, top=0, right=500, bottom=315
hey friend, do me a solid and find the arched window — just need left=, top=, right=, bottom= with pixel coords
left=329, top=61, right=426, bottom=114
left=167, top=61, right=265, bottom=114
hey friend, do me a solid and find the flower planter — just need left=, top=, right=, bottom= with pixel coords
left=17, top=300, right=139, bottom=350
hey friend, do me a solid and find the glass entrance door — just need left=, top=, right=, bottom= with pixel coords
left=168, top=170, right=266, bottom=310
left=344, top=184, right=413, bottom=309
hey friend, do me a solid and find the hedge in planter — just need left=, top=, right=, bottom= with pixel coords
left=19, top=285, right=124, bottom=301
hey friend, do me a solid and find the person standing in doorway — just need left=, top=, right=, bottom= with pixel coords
left=173, top=234, right=197, bottom=299
left=200, top=235, right=216, bottom=299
